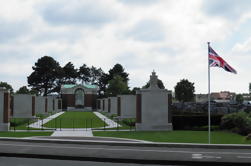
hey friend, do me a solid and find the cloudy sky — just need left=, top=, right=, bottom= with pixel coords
left=1, top=0, right=251, bottom=94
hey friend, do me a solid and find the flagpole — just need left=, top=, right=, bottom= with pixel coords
left=207, top=42, right=211, bottom=144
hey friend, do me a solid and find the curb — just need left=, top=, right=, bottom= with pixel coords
left=1, top=137, right=251, bottom=149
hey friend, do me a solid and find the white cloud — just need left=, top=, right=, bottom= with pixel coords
left=0, top=0, right=250, bottom=94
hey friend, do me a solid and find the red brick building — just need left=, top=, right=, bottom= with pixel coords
left=61, top=84, right=98, bottom=111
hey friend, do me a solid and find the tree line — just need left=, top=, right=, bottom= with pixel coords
left=1, top=55, right=197, bottom=102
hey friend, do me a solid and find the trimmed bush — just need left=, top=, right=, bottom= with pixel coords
left=220, top=111, right=251, bottom=136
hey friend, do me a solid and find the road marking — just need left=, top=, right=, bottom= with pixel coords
left=237, top=156, right=251, bottom=159
left=0, top=143, right=250, bottom=156
left=192, top=153, right=222, bottom=159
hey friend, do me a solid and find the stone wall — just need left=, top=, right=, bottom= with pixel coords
left=35, top=96, right=47, bottom=115
left=108, top=97, right=117, bottom=115
left=117, top=95, right=136, bottom=119
left=13, top=94, right=35, bottom=118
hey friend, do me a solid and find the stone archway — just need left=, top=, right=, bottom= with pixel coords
left=75, top=88, right=85, bottom=107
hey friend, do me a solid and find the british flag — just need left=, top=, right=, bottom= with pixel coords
left=208, top=46, right=237, bottom=74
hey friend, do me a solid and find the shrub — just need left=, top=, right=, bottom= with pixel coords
left=121, top=118, right=135, bottom=127
left=220, top=111, right=251, bottom=135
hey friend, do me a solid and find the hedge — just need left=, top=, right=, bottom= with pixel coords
left=172, top=114, right=223, bottom=130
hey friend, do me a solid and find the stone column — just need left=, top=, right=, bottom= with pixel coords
left=0, top=88, right=10, bottom=131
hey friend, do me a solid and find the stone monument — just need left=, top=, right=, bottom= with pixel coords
left=136, top=71, right=173, bottom=131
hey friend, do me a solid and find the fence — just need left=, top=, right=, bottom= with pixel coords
left=9, top=117, right=136, bottom=131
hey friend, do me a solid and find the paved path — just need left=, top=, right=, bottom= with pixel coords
left=51, top=129, right=93, bottom=137
left=94, top=112, right=121, bottom=128
left=28, top=112, right=64, bottom=129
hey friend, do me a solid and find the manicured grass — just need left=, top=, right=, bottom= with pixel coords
left=44, top=111, right=107, bottom=128
left=0, top=132, right=53, bottom=137
left=10, top=118, right=40, bottom=130
left=93, top=130, right=251, bottom=144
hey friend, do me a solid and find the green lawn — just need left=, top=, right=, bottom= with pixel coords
left=10, top=118, right=41, bottom=130
left=44, top=111, right=107, bottom=128
left=0, top=132, right=53, bottom=137
left=93, top=130, right=251, bottom=144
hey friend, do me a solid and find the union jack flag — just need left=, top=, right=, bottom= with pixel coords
left=208, top=46, right=237, bottom=74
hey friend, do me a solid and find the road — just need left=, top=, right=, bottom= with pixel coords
left=0, top=157, right=171, bottom=166
left=0, top=138, right=251, bottom=165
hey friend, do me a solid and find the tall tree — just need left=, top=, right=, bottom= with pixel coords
left=142, top=79, right=165, bottom=89
left=16, top=86, right=30, bottom=94
left=107, top=75, right=129, bottom=96
left=27, top=56, right=62, bottom=96
left=174, top=79, right=195, bottom=102
left=78, top=64, right=90, bottom=84
left=131, top=87, right=141, bottom=95
left=89, top=66, right=104, bottom=85
left=15, top=86, right=38, bottom=95
left=62, top=62, right=78, bottom=84
left=0, top=81, right=13, bottom=93
left=108, top=64, right=129, bottom=83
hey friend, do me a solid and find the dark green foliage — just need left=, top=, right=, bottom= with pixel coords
left=62, top=62, right=78, bottom=84
left=131, top=87, right=141, bottom=95
left=235, top=94, right=244, bottom=104
left=220, top=111, right=251, bottom=135
left=16, top=86, right=30, bottom=94
left=122, top=118, right=135, bottom=127
left=27, top=56, right=62, bottom=96
left=0, top=81, right=13, bottom=93
left=107, top=75, right=129, bottom=96
left=78, top=64, right=91, bottom=83
left=104, top=64, right=130, bottom=97
left=172, top=114, right=223, bottom=130
left=143, top=79, right=165, bottom=89
left=174, top=79, right=195, bottom=102
left=108, top=63, right=129, bottom=83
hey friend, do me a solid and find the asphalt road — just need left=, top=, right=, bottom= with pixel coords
left=0, top=139, right=251, bottom=165
left=0, top=157, right=173, bottom=166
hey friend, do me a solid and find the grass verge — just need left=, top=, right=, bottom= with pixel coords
left=93, top=130, right=251, bottom=144
left=0, top=132, right=53, bottom=137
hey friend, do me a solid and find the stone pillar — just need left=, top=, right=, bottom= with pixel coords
left=45, top=97, right=48, bottom=113
left=0, top=88, right=10, bottom=131
left=108, top=97, right=117, bottom=115
left=102, top=99, right=105, bottom=111
left=136, top=71, right=173, bottom=131
left=56, top=98, right=62, bottom=112
left=104, top=98, right=109, bottom=112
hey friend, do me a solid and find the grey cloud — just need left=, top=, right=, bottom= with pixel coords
left=0, top=20, right=30, bottom=43
left=40, top=1, right=115, bottom=27
left=203, top=0, right=251, bottom=19
left=126, top=20, right=165, bottom=42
